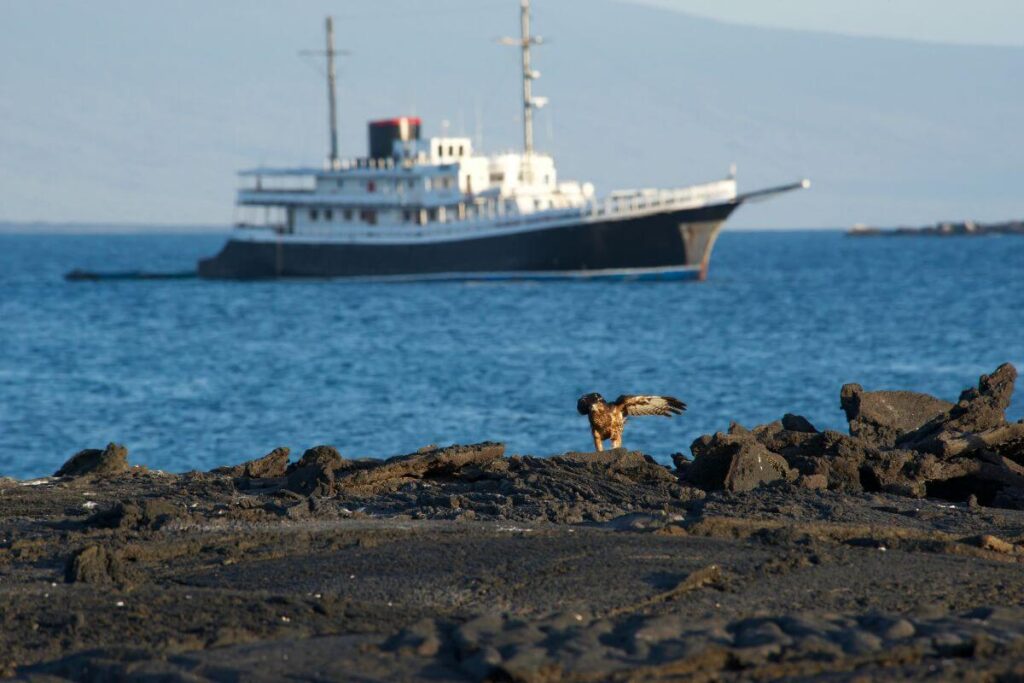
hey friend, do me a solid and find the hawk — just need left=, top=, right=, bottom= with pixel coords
left=576, top=393, right=686, bottom=451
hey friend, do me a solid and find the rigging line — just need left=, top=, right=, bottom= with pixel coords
left=298, top=49, right=351, bottom=80
left=325, top=3, right=509, bottom=22
left=298, top=56, right=328, bottom=79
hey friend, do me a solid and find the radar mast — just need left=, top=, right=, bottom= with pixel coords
left=502, top=0, right=547, bottom=182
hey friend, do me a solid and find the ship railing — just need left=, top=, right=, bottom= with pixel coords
left=585, top=181, right=735, bottom=219
left=276, top=180, right=736, bottom=242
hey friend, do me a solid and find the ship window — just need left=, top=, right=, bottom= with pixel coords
left=458, top=145, right=464, bottom=156
left=324, top=209, right=333, bottom=221
left=360, top=209, right=377, bottom=225
left=407, top=178, right=416, bottom=189
left=448, top=145, right=454, bottom=156
left=309, top=209, right=318, bottom=221
left=343, top=209, right=353, bottom=221
left=367, top=180, right=376, bottom=192
left=402, top=210, right=411, bottom=222
left=490, top=172, right=504, bottom=183
left=437, top=144, right=443, bottom=157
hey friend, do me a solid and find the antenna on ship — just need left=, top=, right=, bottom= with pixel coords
left=302, top=18, right=350, bottom=170
left=501, top=0, right=547, bottom=183
left=325, top=17, right=341, bottom=170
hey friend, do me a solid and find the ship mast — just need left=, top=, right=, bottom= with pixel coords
left=325, top=17, right=340, bottom=170
left=502, top=0, right=546, bottom=182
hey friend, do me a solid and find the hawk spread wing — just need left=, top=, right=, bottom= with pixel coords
left=614, top=395, right=687, bottom=417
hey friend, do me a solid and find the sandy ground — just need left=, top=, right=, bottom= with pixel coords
left=4, top=452, right=1024, bottom=682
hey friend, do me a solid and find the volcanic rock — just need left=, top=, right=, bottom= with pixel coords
left=282, top=445, right=372, bottom=496
left=687, top=433, right=796, bottom=492
left=554, top=449, right=679, bottom=485
left=285, top=459, right=338, bottom=498
left=65, top=545, right=132, bottom=586
left=840, top=385, right=953, bottom=448
left=808, top=431, right=879, bottom=492
left=320, top=447, right=699, bottom=524
left=925, top=424, right=1024, bottom=459
left=796, top=473, right=828, bottom=490
left=87, top=499, right=182, bottom=531
left=992, top=487, right=1024, bottom=509
left=671, top=453, right=690, bottom=479
left=750, top=421, right=825, bottom=460
left=54, top=443, right=129, bottom=478
left=782, top=414, right=818, bottom=433
left=899, top=363, right=1018, bottom=452
left=212, top=447, right=290, bottom=479
left=289, top=445, right=343, bottom=472
left=338, top=442, right=506, bottom=493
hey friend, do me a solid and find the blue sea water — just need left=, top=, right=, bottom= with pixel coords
left=0, top=230, right=1021, bottom=479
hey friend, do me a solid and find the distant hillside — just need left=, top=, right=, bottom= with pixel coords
left=1, top=0, right=1021, bottom=227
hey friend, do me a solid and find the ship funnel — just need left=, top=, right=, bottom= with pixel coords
left=369, top=117, right=422, bottom=159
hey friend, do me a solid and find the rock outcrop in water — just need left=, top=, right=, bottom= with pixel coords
left=840, top=384, right=953, bottom=448
left=211, top=446, right=291, bottom=479
left=219, top=442, right=700, bottom=524
left=43, top=363, right=1024, bottom=518
left=686, top=362, right=1024, bottom=508
left=53, top=443, right=130, bottom=477
left=190, top=360, right=1019, bottom=516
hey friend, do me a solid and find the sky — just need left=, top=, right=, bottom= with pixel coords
left=0, top=0, right=1021, bottom=229
left=625, top=0, right=1024, bottom=47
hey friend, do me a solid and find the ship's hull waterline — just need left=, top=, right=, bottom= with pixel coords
left=198, top=202, right=737, bottom=281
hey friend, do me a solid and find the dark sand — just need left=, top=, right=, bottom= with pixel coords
left=3, top=454, right=1024, bottom=681
left=4, top=364, right=1024, bottom=681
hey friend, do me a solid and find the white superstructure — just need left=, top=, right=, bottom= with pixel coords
left=234, top=124, right=608, bottom=236
left=231, top=2, right=737, bottom=242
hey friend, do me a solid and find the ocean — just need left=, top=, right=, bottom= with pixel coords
left=1, top=230, right=1021, bottom=479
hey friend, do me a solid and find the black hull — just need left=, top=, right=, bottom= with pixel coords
left=198, top=202, right=737, bottom=281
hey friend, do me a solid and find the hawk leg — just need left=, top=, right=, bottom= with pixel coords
left=611, top=435, right=622, bottom=449
left=592, top=430, right=604, bottom=452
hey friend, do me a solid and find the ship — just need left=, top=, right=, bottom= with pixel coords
left=198, top=1, right=809, bottom=281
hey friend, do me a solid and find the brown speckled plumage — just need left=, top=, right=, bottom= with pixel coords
left=576, top=393, right=686, bottom=451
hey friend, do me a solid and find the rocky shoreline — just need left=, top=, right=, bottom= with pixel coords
left=3, top=364, right=1024, bottom=681
left=847, top=219, right=1024, bottom=237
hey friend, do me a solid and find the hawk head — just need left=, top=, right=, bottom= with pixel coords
left=577, top=393, right=604, bottom=415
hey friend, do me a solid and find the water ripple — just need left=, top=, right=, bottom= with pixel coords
left=0, top=230, right=1021, bottom=478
